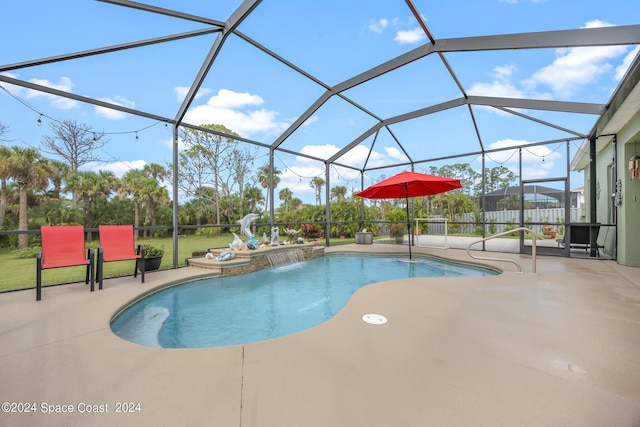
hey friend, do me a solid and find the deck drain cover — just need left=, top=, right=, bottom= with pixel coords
left=362, top=314, right=387, bottom=325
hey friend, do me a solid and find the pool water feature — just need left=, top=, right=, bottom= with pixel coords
left=265, top=248, right=304, bottom=266
left=111, top=255, right=497, bottom=348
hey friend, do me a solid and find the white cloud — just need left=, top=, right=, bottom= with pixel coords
left=83, top=160, right=148, bottom=177
left=615, top=46, right=640, bottom=81
left=484, top=138, right=560, bottom=178
left=369, top=19, right=388, bottom=34
left=383, top=146, right=407, bottom=162
left=493, top=64, right=517, bottom=81
left=274, top=143, right=411, bottom=200
left=204, top=88, right=263, bottom=109
left=173, top=86, right=213, bottom=102
left=466, top=20, right=633, bottom=121
left=301, top=115, right=319, bottom=126
left=394, top=28, right=425, bottom=44
left=300, top=144, right=340, bottom=159
left=183, top=89, right=291, bottom=137
left=467, top=74, right=535, bottom=116
left=333, top=146, right=372, bottom=176
left=468, top=20, right=632, bottom=113
left=0, top=72, right=24, bottom=95
left=468, top=79, right=526, bottom=99
left=26, top=76, right=77, bottom=109
left=522, top=20, right=628, bottom=97
left=94, top=96, right=135, bottom=120
left=160, top=137, right=187, bottom=151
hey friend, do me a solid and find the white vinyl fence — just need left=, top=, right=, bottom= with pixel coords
left=447, top=208, right=581, bottom=235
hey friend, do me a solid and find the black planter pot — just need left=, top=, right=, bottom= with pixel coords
left=140, top=256, right=162, bottom=272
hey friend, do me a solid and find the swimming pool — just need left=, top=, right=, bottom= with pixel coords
left=111, top=254, right=497, bottom=348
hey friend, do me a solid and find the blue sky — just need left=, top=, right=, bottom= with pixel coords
left=1, top=0, right=639, bottom=205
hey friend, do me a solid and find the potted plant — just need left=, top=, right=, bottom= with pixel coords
left=542, top=225, right=556, bottom=239
left=389, top=223, right=405, bottom=243
left=140, top=244, right=164, bottom=271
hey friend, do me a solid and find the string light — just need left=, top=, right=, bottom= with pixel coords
left=1, top=84, right=164, bottom=140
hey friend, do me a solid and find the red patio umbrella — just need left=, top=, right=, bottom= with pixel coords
left=355, top=171, right=462, bottom=260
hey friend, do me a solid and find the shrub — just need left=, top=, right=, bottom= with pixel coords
left=14, top=246, right=41, bottom=259
left=301, top=223, right=324, bottom=239
left=389, top=223, right=405, bottom=238
left=143, top=244, right=164, bottom=258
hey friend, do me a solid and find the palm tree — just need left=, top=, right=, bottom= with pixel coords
left=291, top=197, right=303, bottom=211
left=279, top=187, right=293, bottom=211
left=7, top=146, right=52, bottom=248
left=140, top=178, right=170, bottom=237
left=257, top=163, right=281, bottom=215
left=331, top=185, right=347, bottom=201
left=181, top=198, right=215, bottom=226
left=142, top=163, right=169, bottom=230
left=143, top=163, right=167, bottom=181
left=46, top=159, right=69, bottom=200
left=244, top=186, right=265, bottom=213
left=0, top=145, right=11, bottom=228
left=117, top=169, right=146, bottom=237
left=65, top=170, right=117, bottom=239
left=309, top=176, right=325, bottom=206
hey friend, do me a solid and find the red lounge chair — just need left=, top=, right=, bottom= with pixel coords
left=36, top=225, right=94, bottom=301
left=96, top=225, right=145, bottom=290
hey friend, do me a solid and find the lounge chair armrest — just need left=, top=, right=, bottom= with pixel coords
left=137, top=244, right=145, bottom=258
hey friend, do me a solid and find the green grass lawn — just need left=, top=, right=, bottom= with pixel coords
left=5, top=232, right=535, bottom=293
left=0, top=234, right=360, bottom=293
left=0, top=234, right=238, bottom=293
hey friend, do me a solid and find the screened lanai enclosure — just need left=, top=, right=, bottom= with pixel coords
left=1, top=0, right=640, bottom=270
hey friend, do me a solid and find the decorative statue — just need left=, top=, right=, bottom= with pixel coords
left=215, top=251, right=235, bottom=262
left=262, top=232, right=269, bottom=245
left=238, top=213, right=260, bottom=250
left=270, top=227, right=280, bottom=246
left=246, top=236, right=260, bottom=250
left=239, top=213, right=260, bottom=239
left=229, top=233, right=245, bottom=251
left=283, top=228, right=302, bottom=243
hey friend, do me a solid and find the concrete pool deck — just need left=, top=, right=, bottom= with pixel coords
left=1, top=244, right=639, bottom=426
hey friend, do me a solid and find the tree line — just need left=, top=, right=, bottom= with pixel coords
left=1, top=119, right=518, bottom=247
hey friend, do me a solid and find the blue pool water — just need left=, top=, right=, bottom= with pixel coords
left=111, top=255, right=497, bottom=348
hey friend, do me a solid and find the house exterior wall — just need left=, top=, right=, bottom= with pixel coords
left=575, top=109, right=640, bottom=266
left=617, top=111, right=640, bottom=267
left=596, top=143, right=614, bottom=224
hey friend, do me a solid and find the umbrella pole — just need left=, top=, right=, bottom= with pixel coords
left=405, top=193, right=412, bottom=260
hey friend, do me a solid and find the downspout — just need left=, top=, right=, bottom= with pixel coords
left=612, top=135, right=618, bottom=260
